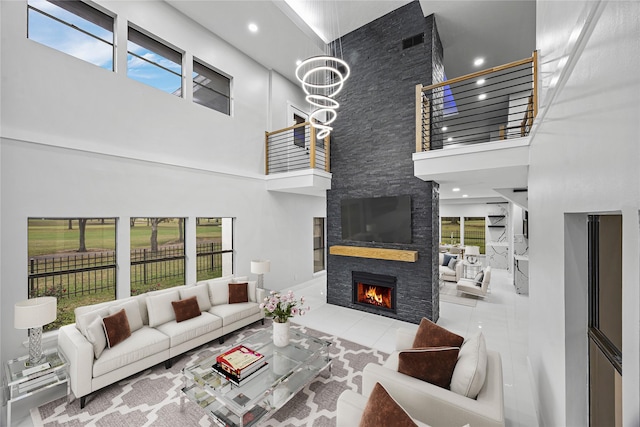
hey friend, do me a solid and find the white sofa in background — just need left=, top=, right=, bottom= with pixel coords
left=350, top=328, right=505, bottom=427
left=439, top=252, right=463, bottom=282
left=58, top=275, right=265, bottom=408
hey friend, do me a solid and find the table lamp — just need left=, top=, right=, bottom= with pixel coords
left=14, top=297, right=57, bottom=366
left=251, top=260, right=270, bottom=289
left=465, top=246, right=481, bottom=264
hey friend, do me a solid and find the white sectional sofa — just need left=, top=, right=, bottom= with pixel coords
left=58, top=275, right=265, bottom=408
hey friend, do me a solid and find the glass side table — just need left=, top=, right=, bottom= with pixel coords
left=4, top=348, right=69, bottom=426
left=463, top=261, right=483, bottom=280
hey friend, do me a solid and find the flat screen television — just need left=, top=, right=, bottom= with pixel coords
left=341, top=195, right=412, bottom=244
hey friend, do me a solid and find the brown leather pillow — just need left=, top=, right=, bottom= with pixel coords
left=412, top=317, right=464, bottom=348
left=359, top=382, right=418, bottom=427
left=228, top=282, right=249, bottom=304
left=102, top=308, right=131, bottom=348
left=172, top=296, right=202, bottom=322
left=398, top=347, right=460, bottom=389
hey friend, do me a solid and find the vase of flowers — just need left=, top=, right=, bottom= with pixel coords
left=260, top=290, right=308, bottom=347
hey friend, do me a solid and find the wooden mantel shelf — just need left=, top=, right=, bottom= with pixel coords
left=329, top=245, right=418, bottom=263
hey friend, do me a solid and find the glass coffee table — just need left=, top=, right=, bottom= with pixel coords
left=181, top=328, right=331, bottom=427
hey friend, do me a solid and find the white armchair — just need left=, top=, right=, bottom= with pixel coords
left=457, top=266, right=491, bottom=298
left=358, top=328, right=505, bottom=427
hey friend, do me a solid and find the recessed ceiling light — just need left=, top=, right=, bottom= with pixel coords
left=476, top=79, right=485, bottom=85
left=447, top=137, right=453, bottom=142
left=478, top=93, right=487, bottom=100
left=295, top=59, right=302, bottom=66
left=462, top=194, right=469, bottom=198
left=452, top=187, right=460, bottom=192
left=442, top=126, right=448, bottom=131
left=474, top=57, right=484, bottom=67
left=248, top=23, right=258, bottom=33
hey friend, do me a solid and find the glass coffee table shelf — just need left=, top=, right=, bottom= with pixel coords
left=181, top=328, right=331, bottom=427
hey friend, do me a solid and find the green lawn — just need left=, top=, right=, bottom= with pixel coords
left=441, top=217, right=486, bottom=254
left=28, top=218, right=222, bottom=257
left=29, top=218, right=224, bottom=330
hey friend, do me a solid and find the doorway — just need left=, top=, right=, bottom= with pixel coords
left=588, top=215, right=622, bottom=427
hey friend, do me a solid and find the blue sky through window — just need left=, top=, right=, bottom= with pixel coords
left=127, top=42, right=182, bottom=96
left=28, top=0, right=113, bottom=70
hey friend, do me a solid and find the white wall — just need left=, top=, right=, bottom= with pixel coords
left=0, top=0, right=325, bottom=393
left=530, top=1, right=640, bottom=425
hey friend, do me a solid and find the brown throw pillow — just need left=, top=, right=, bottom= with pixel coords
left=228, top=282, right=249, bottom=304
left=359, top=382, right=418, bottom=427
left=171, top=296, right=201, bottom=322
left=102, top=308, right=131, bottom=348
left=398, top=347, right=460, bottom=389
left=412, top=317, right=464, bottom=348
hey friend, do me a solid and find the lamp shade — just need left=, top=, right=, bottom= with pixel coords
left=14, top=297, right=57, bottom=329
left=251, top=260, right=271, bottom=274
left=465, top=246, right=481, bottom=256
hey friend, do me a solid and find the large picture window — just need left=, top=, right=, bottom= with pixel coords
left=130, top=218, right=185, bottom=293
left=464, top=216, right=486, bottom=254
left=127, top=26, right=182, bottom=96
left=440, top=217, right=461, bottom=245
left=27, top=0, right=114, bottom=70
left=28, top=218, right=117, bottom=331
left=196, top=217, right=234, bottom=281
left=193, top=59, right=231, bottom=115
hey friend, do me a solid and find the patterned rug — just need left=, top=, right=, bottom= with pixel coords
left=440, top=281, right=478, bottom=307
left=32, top=321, right=388, bottom=426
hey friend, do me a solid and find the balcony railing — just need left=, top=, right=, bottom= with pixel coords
left=265, top=122, right=330, bottom=174
left=416, top=51, right=538, bottom=152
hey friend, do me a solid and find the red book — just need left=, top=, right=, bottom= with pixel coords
left=216, top=345, right=264, bottom=376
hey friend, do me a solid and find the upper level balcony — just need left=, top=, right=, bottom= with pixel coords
left=413, top=52, right=538, bottom=202
left=264, top=122, right=331, bottom=197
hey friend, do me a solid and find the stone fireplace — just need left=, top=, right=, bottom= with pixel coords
left=325, top=2, right=442, bottom=324
left=352, top=271, right=396, bottom=314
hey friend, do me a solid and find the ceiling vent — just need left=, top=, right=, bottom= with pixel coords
left=402, top=33, right=424, bottom=50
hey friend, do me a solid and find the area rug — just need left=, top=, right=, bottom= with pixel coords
left=32, top=322, right=388, bottom=426
left=440, top=281, right=478, bottom=307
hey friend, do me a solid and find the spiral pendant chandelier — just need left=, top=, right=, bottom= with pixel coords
left=290, top=0, right=349, bottom=140
left=295, top=55, right=350, bottom=139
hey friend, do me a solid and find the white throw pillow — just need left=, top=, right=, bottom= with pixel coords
left=146, top=290, right=180, bottom=327
left=231, top=276, right=248, bottom=283
left=109, top=299, right=144, bottom=332
left=86, top=316, right=107, bottom=359
left=179, top=284, right=212, bottom=311
left=206, top=277, right=231, bottom=306
left=76, top=307, right=110, bottom=338
left=450, top=332, right=487, bottom=398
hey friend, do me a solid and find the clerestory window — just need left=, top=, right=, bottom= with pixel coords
left=27, top=0, right=114, bottom=70
left=193, top=59, right=231, bottom=115
left=127, top=26, right=183, bottom=96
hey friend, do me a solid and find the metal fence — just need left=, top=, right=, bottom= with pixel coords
left=196, top=241, right=230, bottom=281
left=28, top=252, right=116, bottom=299
left=28, top=241, right=231, bottom=298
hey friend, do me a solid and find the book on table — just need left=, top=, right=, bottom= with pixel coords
left=216, top=345, right=265, bottom=379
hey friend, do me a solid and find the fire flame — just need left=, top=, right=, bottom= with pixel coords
left=365, top=286, right=384, bottom=306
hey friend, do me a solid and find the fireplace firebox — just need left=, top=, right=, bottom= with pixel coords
left=352, top=271, right=397, bottom=313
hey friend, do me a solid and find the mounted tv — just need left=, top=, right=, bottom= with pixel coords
left=341, top=195, right=412, bottom=244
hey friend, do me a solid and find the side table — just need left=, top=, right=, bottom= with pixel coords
left=463, top=261, right=483, bottom=280
left=4, top=348, right=69, bottom=426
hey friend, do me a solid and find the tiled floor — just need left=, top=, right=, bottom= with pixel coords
left=16, top=269, right=538, bottom=427
left=290, top=268, right=539, bottom=427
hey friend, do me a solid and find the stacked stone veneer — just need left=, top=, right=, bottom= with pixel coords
left=327, top=2, right=443, bottom=324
